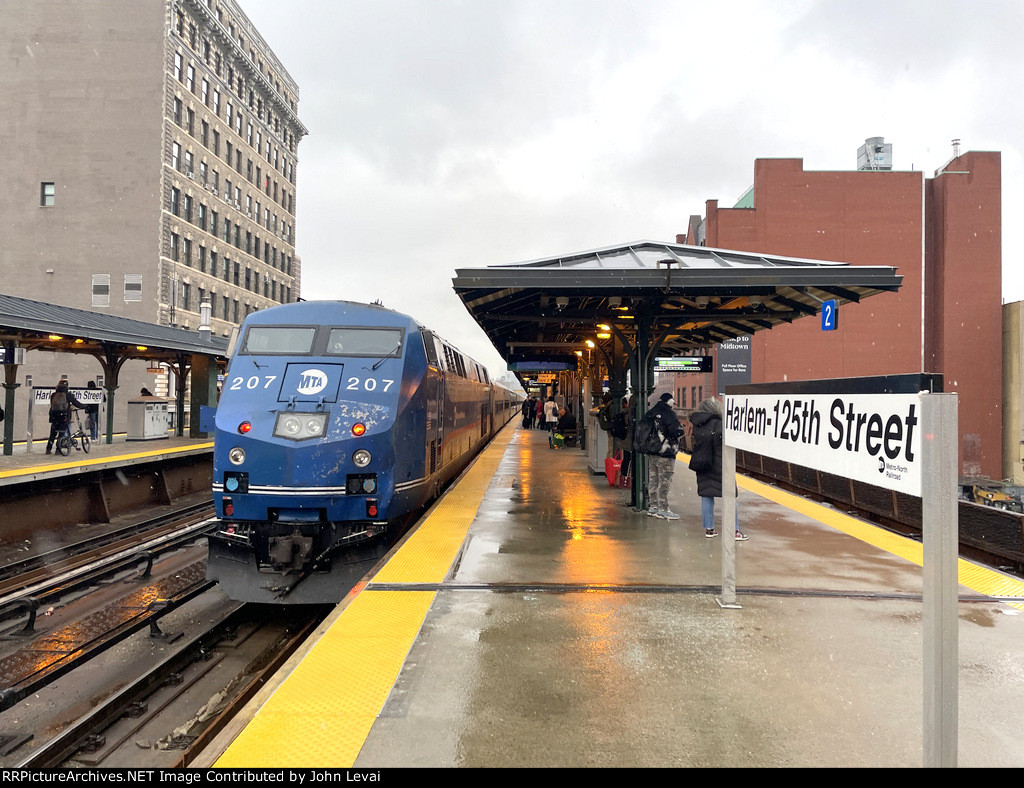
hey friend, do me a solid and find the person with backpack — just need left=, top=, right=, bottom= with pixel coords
left=46, top=380, right=85, bottom=454
left=637, top=392, right=684, bottom=519
left=688, top=397, right=747, bottom=540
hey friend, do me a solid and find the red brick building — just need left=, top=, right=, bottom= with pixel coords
left=684, top=150, right=1002, bottom=479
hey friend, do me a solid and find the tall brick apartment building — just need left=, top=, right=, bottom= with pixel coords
left=0, top=0, right=305, bottom=414
left=683, top=147, right=1002, bottom=479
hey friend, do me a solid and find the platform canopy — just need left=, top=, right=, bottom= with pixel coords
left=0, top=292, right=228, bottom=362
left=452, top=240, right=903, bottom=366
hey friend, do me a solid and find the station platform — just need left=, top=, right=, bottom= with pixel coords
left=204, top=421, right=1024, bottom=768
left=0, top=434, right=213, bottom=487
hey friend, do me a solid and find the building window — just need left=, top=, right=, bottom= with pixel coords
left=174, top=52, right=183, bottom=81
left=201, top=78, right=209, bottom=105
left=170, top=233, right=180, bottom=261
left=171, top=143, right=181, bottom=171
left=124, top=274, right=142, bottom=302
left=40, top=182, right=55, bottom=207
left=186, top=64, right=195, bottom=93
left=181, top=282, right=191, bottom=312
left=170, top=187, right=180, bottom=216
left=210, top=251, right=218, bottom=277
left=198, top=203, right=207, bottom=231
left=183, top=194, right=193, bottom=222
left=92, top=274, right=110, bottom=307
left=198, top=246, right=207, bottom=272
left=173, top=97, right=182, bottom=125
left=184, top=150, right=194, bottom=176
left=186, top=107, right=194, bottom=135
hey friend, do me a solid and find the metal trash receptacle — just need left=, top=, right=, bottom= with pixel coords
left=127, top=397, right=169, bottom=440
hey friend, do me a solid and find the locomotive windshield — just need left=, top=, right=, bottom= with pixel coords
left=241, top=326, right=316, bottom=354
left=325, top=328, right=403, bottom=357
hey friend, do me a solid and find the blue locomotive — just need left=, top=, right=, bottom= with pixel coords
left=208, top=299, right=521, bottom=603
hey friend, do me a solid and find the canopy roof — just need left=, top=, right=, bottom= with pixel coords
left=452, top=240, right=902, bottom=362
left=0, top=293, right=229, bottom=363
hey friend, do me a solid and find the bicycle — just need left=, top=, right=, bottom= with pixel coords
left=55, top=409, right=91, bottom=456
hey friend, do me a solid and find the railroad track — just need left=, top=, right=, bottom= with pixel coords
left=14, top=603, right=327, bottom=768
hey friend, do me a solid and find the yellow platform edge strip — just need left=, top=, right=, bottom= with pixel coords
left=216, top=421, right=520, bottom=767
left=0, top=441, right=214, bottom=479
left=677, top=452, right=1024, bottom=612
left=372, top=419, right=520, bottom=584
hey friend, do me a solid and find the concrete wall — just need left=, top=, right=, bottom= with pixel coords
left=0, top=0, right=167, bottom=321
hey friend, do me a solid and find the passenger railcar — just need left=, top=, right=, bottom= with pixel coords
left=208, top=300, right=521, bottom=603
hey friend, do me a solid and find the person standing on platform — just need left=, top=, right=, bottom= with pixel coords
left=639, top=392, right=684, bottom=519
left=688, top=397, right=747, bottom=540
left=521, top=397, right=533, bottom=429
left=543, top=396, right=559, bottom=432
left=611, top=395, right=636, bottom=504
left=84, top=380, right=102, bottom=441
left=46, top=380, right=84, bottom=454
left=535, top=397, right=545, bottom=429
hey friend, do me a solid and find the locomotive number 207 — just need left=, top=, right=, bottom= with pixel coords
left=346, top=377, right=395, bottom=392
left=228, top=375, right=278, bottom=390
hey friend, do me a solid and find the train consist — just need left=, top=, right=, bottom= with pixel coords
left=208, top=300, right=521, bottom=603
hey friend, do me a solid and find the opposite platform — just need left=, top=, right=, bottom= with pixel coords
left=210, top=423, right=1024, bottom=768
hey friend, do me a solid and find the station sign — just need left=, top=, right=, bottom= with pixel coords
left=32, top=386, right=105, bottom=405
left=654, top=356, right=712, bottom=373
left=508, top=360, right=575, bottom=372
left=723, top=375, right=942, bottom=496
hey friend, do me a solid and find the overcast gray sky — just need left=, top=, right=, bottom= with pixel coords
left=242, top=0, right=1023, bottom=379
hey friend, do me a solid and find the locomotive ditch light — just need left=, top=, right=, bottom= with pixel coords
left=351, top=422, right=366, bottom=437
left=228, top=447, right=246, bottom=465
left=353, top=449, right=372, bottom=467
left=238, top=421, right=252, bottom=434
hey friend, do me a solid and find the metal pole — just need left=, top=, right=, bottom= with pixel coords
left=718, top=441, right=740, bottom=609
left=922, top=392, right=958, bottom=767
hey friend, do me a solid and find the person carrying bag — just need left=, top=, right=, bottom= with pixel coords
left=638, top=393, right=683, bottom=519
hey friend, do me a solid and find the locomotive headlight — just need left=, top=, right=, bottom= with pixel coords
left=273, top=412, right=328, bottom=441
left=228, top=447, right=246, bottom=465
left=353, top=449, right=372, bottom=467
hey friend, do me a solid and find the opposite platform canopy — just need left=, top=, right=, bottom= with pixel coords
left=452, top=240, right=903, bottom=364
left=0, top=292, right=229, bottom=363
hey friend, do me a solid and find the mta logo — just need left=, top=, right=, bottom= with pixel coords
left=296, top=369, right=328, bottom=395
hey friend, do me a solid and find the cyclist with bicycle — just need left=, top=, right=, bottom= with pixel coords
left=45, top=380, right=85, bottom=455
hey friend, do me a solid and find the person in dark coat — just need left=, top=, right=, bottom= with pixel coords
left=521, top=397, right=533, bottom=429
left=641, top=392, right=684, bottom=519
left=84, top=380, right=102, bottom=440
left=46, top=380, right=84, bottom=454
left=688, top=397, right=747, bottom=540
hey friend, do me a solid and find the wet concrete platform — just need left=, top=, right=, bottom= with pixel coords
left=211, top=424, right=1024, bottom=768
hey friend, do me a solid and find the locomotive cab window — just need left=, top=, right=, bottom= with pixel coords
left=325, top=327, right=403, bottom=357
left=241, top=326, right=316, bottom=354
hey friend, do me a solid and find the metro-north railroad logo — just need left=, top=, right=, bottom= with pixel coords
left=296, top=368, right=328, bottom=395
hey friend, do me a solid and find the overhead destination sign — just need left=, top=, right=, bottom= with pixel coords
left=724, top=392, right=923, bottom=495
left=654, top=356, right=713, bottom=373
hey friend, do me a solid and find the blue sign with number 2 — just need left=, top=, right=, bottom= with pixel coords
left=821, top=299, right=838, bottom=331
